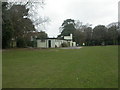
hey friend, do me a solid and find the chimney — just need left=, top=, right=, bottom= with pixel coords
left=70, top=34, right=72, bottom=40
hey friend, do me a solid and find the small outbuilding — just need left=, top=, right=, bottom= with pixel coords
left=36, top=34, right=76, bottom=48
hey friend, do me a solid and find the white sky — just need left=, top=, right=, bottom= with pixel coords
left=6, top=0, right=119, bottom=37
left=40, top=0, right=119, bottom=37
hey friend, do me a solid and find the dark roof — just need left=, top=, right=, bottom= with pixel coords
left=36, top=38, right=57, bottom=40
left=36, top=38, right=67, bottom=40
left=46, top=38, right=57, bottom=39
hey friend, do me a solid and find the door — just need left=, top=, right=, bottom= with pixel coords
left=48, top=40, right=51, bottom=48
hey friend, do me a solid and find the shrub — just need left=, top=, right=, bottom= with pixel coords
left=61, top=42, right=69, bottom=47
left=17, top=37, right=27, bottom=48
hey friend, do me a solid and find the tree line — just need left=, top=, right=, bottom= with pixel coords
left=58, top=19, right=120, bottom=46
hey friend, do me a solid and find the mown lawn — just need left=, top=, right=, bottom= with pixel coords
left=2, top=46, right=118, bottom=88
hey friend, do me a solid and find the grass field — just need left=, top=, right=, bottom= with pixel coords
left=2, top=46, right=118, bottom=88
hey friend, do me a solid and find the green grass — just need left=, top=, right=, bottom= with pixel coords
left=2, top=46, right=118, bottom=88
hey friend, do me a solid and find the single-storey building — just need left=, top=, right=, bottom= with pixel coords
left=36, top=34, right=76, bottom=48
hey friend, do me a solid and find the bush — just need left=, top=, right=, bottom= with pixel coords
left=61, top=42, right=69, bottom=47
left=26, top=41, right=34, bottom=47
left=17, top=37, right=27, bottom=48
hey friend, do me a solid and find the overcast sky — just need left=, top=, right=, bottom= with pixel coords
left=38, top=0, right=118, bottom=37
left=7, top=0, right=119, bottom=37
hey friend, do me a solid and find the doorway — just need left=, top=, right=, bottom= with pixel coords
left=48, top=40, right=51, bottom=48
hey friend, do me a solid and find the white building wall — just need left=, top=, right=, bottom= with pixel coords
left=51, top=39, right=55, bottom=48
left=37, top=40, right=47, bottom=48
left=64, top=36, right=72, bottom=40
left=55, top=40, right=61, bottom=47
left=67, top=41, right=73, bottom=47
left=55, top=42, right=59, bottom=47
left=73, top=42, right=76, bottom=47
left=46, top=40, right=48, bottom=48
left=64, top=34, right=72, bottom=40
